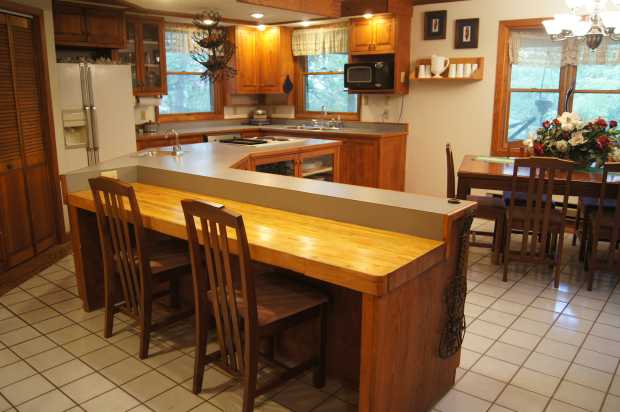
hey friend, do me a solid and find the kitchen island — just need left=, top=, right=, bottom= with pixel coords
left=62, top=137, right=475, bottom=412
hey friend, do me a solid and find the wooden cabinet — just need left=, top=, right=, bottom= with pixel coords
left=136, top=134, right=205, bottom=150
left=53, top=2, right=125, bottom=48
left=227, top=26, right=294, bottom=95
left=115, top=16, right=166, bottom=96
left=350, top=16, right=396, bottom=54
left=0, top=13, right=60, bottom=270
left=245, top=144, right=341, bottom=182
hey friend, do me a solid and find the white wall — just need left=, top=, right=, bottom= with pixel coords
left=361, top=0, right=568, bottom=197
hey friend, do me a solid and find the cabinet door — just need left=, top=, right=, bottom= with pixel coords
left=372, top=16, right=396, bottom=53
left=349, top=19, right=374, bottom=54
left=53, top=4, right=87, bottom=44
left=340, top=139, right=379, bottom=187
left=116, top=21, right=138, bottom=91
left=258, top=27, right=281, bottom=93
left=300, top=150, right=337, bottom=182
left=140, top=21, right=166, bottom=95
left=85, top=9, right=125, bottom=48
left=234, top=27, right=259, bottom=94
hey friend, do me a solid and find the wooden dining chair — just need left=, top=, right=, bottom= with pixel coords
left=584, top=162, right=620, bottom=291
left=182, top=199, right=328, bottom=411
left=446, top=144, right=506, bottom=264
left=503, top=157, right=575, bottom=287
left=89, top=177, right=193, bottom=359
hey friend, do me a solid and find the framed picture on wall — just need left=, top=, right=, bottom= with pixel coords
left=424, top=10, right=447, bottom=40
left=455, top=18, right=480, bottom=49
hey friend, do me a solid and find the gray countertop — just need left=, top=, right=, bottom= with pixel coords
left=63, top=138, right=473, bottom=241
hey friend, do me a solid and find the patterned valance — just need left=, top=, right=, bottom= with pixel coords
left=510, top=29, right=620, bottom=67
left=292, top=24, right=348, bottom=56
left=165, top=24, right=200, bottom=54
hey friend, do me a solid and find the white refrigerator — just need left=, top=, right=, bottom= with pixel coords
left=57, top=63, right=136, bottom=172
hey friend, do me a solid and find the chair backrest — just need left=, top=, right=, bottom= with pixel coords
left=590, top=162, right=620, bottom=267
left=507, top=157, right=575, bottom=260
left=446, top=143, right=456, bottom=199
left=89, top=177, right=151, bottom=316
left=182, top=199, right=257, bottom=376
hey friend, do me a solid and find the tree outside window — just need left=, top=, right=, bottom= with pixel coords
left=302, top=53, right=358, bottom=114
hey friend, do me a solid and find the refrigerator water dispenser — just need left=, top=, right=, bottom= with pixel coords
left=62, top=110, right=88, bottom=148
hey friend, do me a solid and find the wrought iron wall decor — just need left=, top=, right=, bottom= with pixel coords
left=439, top=212, right=474, bottom=359
left=191, top=11, right=237, bottom=81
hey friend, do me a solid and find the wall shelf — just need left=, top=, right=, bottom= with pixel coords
left=411, top=57, right=484, bottom=81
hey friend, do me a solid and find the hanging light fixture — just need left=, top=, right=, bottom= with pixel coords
left=191, top=11, right=237, bottom=81
left=543, top=0, right=620, bottom=49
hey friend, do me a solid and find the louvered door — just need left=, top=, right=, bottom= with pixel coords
left=0, top=13, right=56, bottom=269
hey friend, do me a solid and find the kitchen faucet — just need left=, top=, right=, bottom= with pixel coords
left=165, top=129, right=184, bottom=156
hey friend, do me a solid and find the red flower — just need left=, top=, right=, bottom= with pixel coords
left=610, top=120, right=618, bottom=128
left=553, top=119, right=561, bottom=126
left=597, top=118, right=608, bottom=128
left=597, top=135, right=610, bottom=150
left=533, top=143, right=545, bottom=156
left=543, top=120, right=551, bottom=129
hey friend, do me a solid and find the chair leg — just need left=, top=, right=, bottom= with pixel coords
left=192, top=326, right=208, bottom=394
left=491, top=217, right=503, bottom=266
left=502, top=221, right=510, bottom=282
left=104, top=273, right=114, bottom=338
left=242, top=351, right=258, bottom=412
left=313, top=304, right=327, bottom=389
left=139, top=302, right=152, bottom=359
left=553, top=233, right=565, bottom=289
left=572, top=204, right=581, bottom=246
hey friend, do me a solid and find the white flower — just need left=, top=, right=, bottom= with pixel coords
left=558, top=112, right=583, bottom=132
left=555, top=140, right=569, bottom=153
left=611, top=147, right=620, bottom=162
left=562, top=122, right=575, bottom=132
left=569, top=130, right=585, bottom=146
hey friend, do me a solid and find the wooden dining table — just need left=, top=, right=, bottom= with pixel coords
left=457, top=155, right=620, bottom=199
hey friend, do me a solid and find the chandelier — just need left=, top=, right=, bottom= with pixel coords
left=543, top=0, right=620, bottom=49
left=191, top=11, right=237, bottom=81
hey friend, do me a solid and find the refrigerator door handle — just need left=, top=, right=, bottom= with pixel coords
left=86, top=65, right=100, bottom=165
left=81, top=64, right=95, bottom=166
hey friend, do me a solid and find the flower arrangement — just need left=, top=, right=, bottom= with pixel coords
left=524, top=112, right=620, bottom=167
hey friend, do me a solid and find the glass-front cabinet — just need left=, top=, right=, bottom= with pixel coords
left=248, top=144, right=341, bottom=182
left=115, top=16, right=166, bottom=96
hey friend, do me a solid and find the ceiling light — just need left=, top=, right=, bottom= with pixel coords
left=300, top=20, right=311, bottom=27
left=203, top=19, right=215, bottom=25
left=251, top=12, right=264, bottom=19
left=363, top=13, right=373, bottom=19
left=257, top=24, right=266, bottom=31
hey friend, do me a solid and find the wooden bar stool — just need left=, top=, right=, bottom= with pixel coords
left=89, top=177, right=193, bottom=359
left=503, top=157, right=575, bottom=287
left=584, top=162, right=620, bottom=290
left=182, top=199, right=328, bottom=412
left=446, top=144, right=506, bottom=264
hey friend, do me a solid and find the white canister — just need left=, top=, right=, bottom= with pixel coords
left=418, top=65, right=427, bottom=78
left=463, top=63, right=472, bottom=78
left=471, top=63, right=479, bottom=75
left=448, top=64, right=457, bottom=78
left=456, top=64, right=464, bottom=78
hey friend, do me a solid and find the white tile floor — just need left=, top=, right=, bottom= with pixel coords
left=0, top=219, right=618, bottom=411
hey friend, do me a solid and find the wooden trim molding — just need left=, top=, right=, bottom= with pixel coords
left=491, top=18, right=546, bottom=156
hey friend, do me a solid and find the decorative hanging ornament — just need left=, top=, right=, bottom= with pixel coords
left=191, top=11, right=237, bottom=81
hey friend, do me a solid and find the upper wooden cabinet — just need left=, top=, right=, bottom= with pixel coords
left=53, top=2, right=125, bottom=48
left=115, top=16, right=167, bottom=97
left=350, top=16, right=396, bottom=55
left=227, top=26, right=293, bottom=95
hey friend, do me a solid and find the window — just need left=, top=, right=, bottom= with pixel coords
left=492, top=19, right=620, bottom=155
left=297, top=53, right=359, bottom=118
left=159, top=26, right=220, bottom=120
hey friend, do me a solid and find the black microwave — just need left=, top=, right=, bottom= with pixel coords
left=344, top=61, right=394, bottom=90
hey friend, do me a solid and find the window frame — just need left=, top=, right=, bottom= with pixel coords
left=158, top=24, right=224, bottom=123
left=294, top=54, right=361, bottom=121
left=491, top=18, right=620, bottom=155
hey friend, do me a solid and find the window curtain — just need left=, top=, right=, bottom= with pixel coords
left=292, top=24, right=348, bottom=56
left=165, top=24, right=200, bottom=54
left=510, top=29, right=620, bottom=66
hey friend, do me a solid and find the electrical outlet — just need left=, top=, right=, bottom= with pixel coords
left=101, top=170, right=118, bottom=179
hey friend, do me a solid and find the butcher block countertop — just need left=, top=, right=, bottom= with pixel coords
left=67, top=183, right=445, bottom=296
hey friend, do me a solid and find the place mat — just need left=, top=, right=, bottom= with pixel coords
left=474, top=156, right=515, bottom=164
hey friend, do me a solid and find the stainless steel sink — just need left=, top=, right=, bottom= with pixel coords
left=284, top=125, right=344, bottom=131
left=133, top=148, right=189, bottom=157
